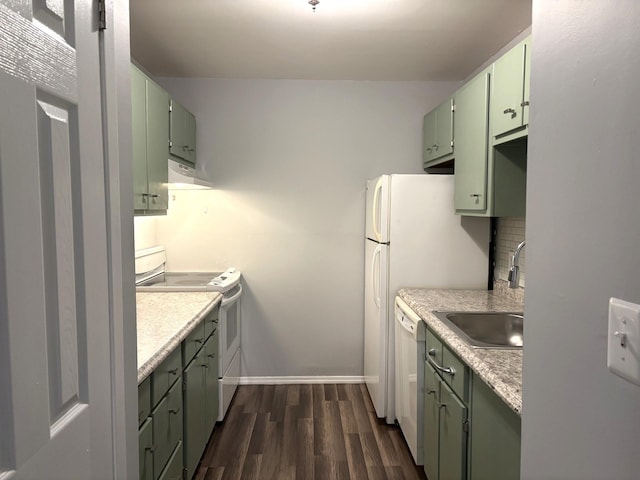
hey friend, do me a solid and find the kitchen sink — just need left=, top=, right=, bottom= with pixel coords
left=431, top=311, right=524, bottom=349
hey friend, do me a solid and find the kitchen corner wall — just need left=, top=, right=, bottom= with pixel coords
left=150, top=78, right=458, bottom=379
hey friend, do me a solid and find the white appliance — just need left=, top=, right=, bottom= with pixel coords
left=364, top=174, right=489, bottom=426
left=135, top=246, right=242, bottom=421
left=168, top=158, right=214, bottom=189
left=395, top=296, right=426, bottom=465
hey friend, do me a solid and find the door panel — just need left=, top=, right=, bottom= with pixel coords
left=0, top=0, right=118, bottom=477
left=423, top=362, right=440, bottom=480
left=439, top=381, right=468, bottom=480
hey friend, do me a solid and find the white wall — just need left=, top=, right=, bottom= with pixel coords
left=522, top=1, right=640, bottom=478
left=152, top=78, right=458, bottom=378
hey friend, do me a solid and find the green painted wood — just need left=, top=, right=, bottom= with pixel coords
left=152, top=379, right=183, bottom=479
left=157, top=441, right=183, bottom=480
left=204, top=305, right=219, bottom=340
left=170, top=99, right=197, bottom=165
left=151, top=347, right=182, bottom=409
left=423, top=97, right=454, bottom=168
left=204, top=332, right=219, bottom=434
left=145, top=79, right=169, bottom=211
left=492, top=38, right=527, bottom=138
left=469, top=373, right=521, bottom=480
left=183, top=347, right=206, bottom=480
left=424, top=362, right=441, bottom=480
left=434, top=99, right=454, bottom=158
left=439, top=381, right=468, bottom=480
left=454, top=70, right=490, bottom=212
left=139, top=376, right=152, bottom=426
left=523, top=37, right=531, bottom=127
left=442, top=345, right=469, bottom=403
left=139, top=417, right=154, bottom=480
left=426, top=328, right=443, bottom=365
left=183, top=319, right=206, bottom=366
left=131, top=66, right=149, bottom=211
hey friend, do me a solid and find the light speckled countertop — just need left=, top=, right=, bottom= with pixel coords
left=137, top=292, right=222, bottom=384
left=398, top=287, right=524, bottom=415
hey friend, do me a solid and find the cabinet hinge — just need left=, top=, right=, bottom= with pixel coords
left=182, top=379, right=187, bottom=392
left=169, top=104, right=173, bottom=113
left=451, top=140, right=454, bottom=148
left=169, top=140, right=173, bottom=148
left=463, top=419, right=469, bottom=433
left=451, top=104, right=456, bottom=113
left=97, top=0, right=106, bottom=30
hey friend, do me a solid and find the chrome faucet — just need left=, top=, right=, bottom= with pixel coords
left=508, top=240, right=526, bottom=288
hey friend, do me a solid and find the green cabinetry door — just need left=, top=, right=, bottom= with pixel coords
left=157, top=442, right=184, bottom=480
left=152, top=379, right=183, bottom=479
left=139, top=417, right=154, bottom=480
left=131, top=65, right=169, bottom=214
left=469, top=373, right=521, bottom=480
left=204, top=331, right=219, bottom=433
left=423, top=97, right=454, bottom=168
left=491, top=36, right=531, bottom=143
left=454, top=70, right=490, bottom=212
left=184, top=346, right=207, bottom=480
left=439, top=381, right=468, bottom=480
left=424, top=362, right=441, bottom=480
left=170, top=99, right=197, bottom=165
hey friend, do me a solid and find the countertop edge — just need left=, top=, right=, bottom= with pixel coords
left=398, top=288, right=523, bottom=416
left=137, top=294, right=222, bottom=384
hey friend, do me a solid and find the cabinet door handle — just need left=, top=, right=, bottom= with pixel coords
left=521, top=100, right=530, bottom=107
left=207, top=353, right=216, bottom=359
left=150, top=194, right=159, bottom=198
left=469, top=193, right=481, bottom=198
left=194, top=338, right=203, bottom=344
left=201, top=364, right=209, bottom=369
left=427, top=349, right=456, bottom=376
left=145, top=445, right=156, bottom=453
left=432, top=144, right=439, bottom=151
left=426, top=388, right=436, bottom=396
left=169, top=407, right=181, bottom=415
left=503, top=108, right=517, bottom=118
left=439, top=403, right=447, bottom=410
left=167, top=368, right=179, bottom=376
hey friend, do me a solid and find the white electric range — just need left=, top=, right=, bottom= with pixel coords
left=135, top=246, right=242, bottom=421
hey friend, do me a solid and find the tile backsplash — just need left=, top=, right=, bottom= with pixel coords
left=495, top=216, right=526, bottom=288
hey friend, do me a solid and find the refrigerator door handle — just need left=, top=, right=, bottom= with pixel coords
left=372, top=177, right=383, bottom=242
left=372, top=244, right=381, bottom=308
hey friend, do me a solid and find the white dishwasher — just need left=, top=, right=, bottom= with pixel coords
left=394, top=296, right=426, bottom=465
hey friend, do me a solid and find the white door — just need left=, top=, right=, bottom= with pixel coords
left=0, top=1, right=119, bottom=478
left=365, top=175, right=390, bottom=243
left=363, top=239, right=389, bottom=419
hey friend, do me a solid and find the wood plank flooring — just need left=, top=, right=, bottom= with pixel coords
left=194, top=384, right=427, bottom=480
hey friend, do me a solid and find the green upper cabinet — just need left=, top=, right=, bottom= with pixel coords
left=454, top=69, right=490, bottom=213
left=131, top=65, right=169, bottom=214
left=491, top=36, right=531, bottom=143
left=423, top=97, right=455, bottom=168
left=169, top=99, right=197, bottom=165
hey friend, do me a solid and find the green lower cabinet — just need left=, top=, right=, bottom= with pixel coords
left=152, top=379, right=183, bottom=479
left=469, top=373, right=521, bottom=480
left=139, top=417, right=154, bottom=480
left=158, top=441, right=184, bottom=480
left=424, top=362, right=441, bottom=480
left=184, top=346, right=207, bottom=479
left=439, top=381, right=468, bottom=480
left=204, top=332, right=219, bottom=433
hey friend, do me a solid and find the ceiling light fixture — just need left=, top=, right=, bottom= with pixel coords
left=308, top=0, right=319, bottom=12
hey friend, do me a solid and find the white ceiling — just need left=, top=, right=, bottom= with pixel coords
left=130, top=0, right=532, bottom=81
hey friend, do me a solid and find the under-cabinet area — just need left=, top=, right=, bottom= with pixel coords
left=398, top=288, right=524, bottom=480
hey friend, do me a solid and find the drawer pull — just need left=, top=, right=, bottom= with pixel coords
left=207, top=354, right=216, bottom=359
left=503, top=107, right=517, bottom=118
left=169, top=407, right=181, bottom=415
left=167, top=368, right=179, bottom=375
left=427, top=349, right=456, bottom=376
left=194, top=338, right=203, bottom=344
left=145, top=445, right=156, bottom=453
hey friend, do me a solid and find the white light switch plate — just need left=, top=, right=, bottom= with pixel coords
left=608, top=298, right=640, bottom=386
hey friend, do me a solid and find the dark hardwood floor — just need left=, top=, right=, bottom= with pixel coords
left=194, top=384, right=427, bottom=480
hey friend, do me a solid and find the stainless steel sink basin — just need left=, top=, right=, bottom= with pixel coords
left=432, top=311, right=524, bottom=349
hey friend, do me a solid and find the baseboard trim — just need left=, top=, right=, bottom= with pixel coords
left=239, top=376, right=365, bottom=385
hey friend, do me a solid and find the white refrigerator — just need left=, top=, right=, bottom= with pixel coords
left=364, top=174, right=489, bottom=423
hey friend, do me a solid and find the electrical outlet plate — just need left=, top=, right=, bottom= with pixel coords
left=607, top=297, right=640, bottom=386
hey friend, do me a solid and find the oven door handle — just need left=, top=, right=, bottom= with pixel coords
left=221, top=283, right=243, bottom=307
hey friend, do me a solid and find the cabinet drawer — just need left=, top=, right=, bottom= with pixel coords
left=152, top=378, right=183, bottom=477
left=204, top=305, right=219, bottom=340
left=157, top=441, right=183, bottom=480
left=183, top=319, right=205, bottom=366
left=152, top=347, right=182, bottom=408
left=138, top=417, right=154, bottom=480
left=139, top=376, right=151, bottom=426
left=426, top=329, right=443, bottom=365
left=442, top=344, right=468, bottom=402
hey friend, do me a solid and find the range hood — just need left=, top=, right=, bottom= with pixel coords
left=168, top=159, right=213, bottom=189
